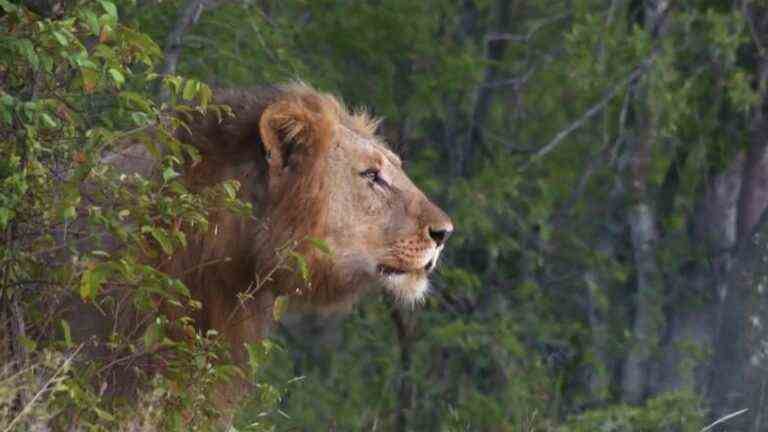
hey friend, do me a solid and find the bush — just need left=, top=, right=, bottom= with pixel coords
left=0, top=2, right=276, bottom=430
left=560, top=391, right=705, bottom=432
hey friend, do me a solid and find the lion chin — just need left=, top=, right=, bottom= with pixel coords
left=378, top=269, right=430, bottom=307
left=374, top=250, right=441, bottom=306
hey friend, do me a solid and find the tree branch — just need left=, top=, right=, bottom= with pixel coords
left=158, top=0, right=231, bottom=99
left=390, top=306, right=415, bottom=432
left=2, top=345, right=83, bottom=432
left=160, top=0, right=206, bottom=78
left=528, top=0, right=677, bottom=166
left=527, top=59, right=650, bottom=166
left=459, top=0, right=514, bottom=176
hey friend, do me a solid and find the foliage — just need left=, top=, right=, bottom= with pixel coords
left=0, top=2, right=277, bottom=430
left=560, top=391, right=705, bottom=432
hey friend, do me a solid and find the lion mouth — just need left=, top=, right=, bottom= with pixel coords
left=377, top=260, right=435, bottom=277
left=424, top=259, right=436, bottom=272
left=377, top=264, right=408, bottom=276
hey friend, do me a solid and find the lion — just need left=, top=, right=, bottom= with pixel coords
left=77, top=82, right=453, bottom=415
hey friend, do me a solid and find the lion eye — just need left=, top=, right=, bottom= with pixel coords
left=361, top=168, right=381, bottom=183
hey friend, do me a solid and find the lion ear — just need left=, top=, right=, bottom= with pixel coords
left=258, top=95, right=333, bottom=180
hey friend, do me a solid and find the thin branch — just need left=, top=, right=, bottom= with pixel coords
left=159, top=0, right=206, bottom=80
left=700, top=408, right=749, bottom=432
left=177, top=256, right=233, bottom=277
left=157, top=0, right=232, bottom=99
left=3, top=345, right=84, bottom=432
left=485, top=13, right=569, bottom=44
left=481, top=66, right=536, bottom=89
left=527, top=0, right=679, bottom=167
left=459, top=0, right=513, bottom=176
left=743, top=1, right=766, bottom=57
left=527, top=59, right=651, bottom=166
left=551, top=86, right=630, bottom=226
left=733, top=194, right=768, bottom=260
left=482, top=127, right=537, bottom=153
left=390, top=306, right=414, bottom=432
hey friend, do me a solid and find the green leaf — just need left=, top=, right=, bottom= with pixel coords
left=273, top=296, right=289, bottom=321
left=222, top=181, right=237, bottom=199
left=17, top=39, right=39, bottom=70
left=82, top=10, right=100, bottom=36
left=69, top=51, right=97, bottom=68
left=143, top=320, right=163, bottom=348
left=60, top=206, right=76, bottom=220
left=98, top=0, right=118, bottom=19
left=92, top=43, right=113, bottom=58
left=198, top=84, right=213, bottom=107
left=19, top=336, right=37, bottom=352
left=130, top=111, right=149, bottom=126
left=169, top=279, right=190, bottom=297
left=172, top=229, right=187, bottom=248
left=214, top=364, right=246, bottom=380
left=119, top=91, right=152, bottom=112
left=163, top=76, right=183, bottom=95
left=41, top=55, right=53, bottom=73
left=162, top=166, right=179, bottom=182
left=60, top=320, right=73, bottom=348
left=1, top=93, right=14, bottom=106
left=290, top=252, right=310, bottom=283
left=307, top=236, right=333, bottom=256
left=169, top=411, right=183, bottom=432
left=80, top=68, right=98, bottom=93
left=51, top=30, right=68, bottom=46
left=246, top=341, right=274, bottom=373
left=40, top=112, right=57, bottom=128
left=79, top=263, right=112, bottom=301
left=143, top=226, right=174, bottom=255
left=108, top=68, right=124, bottom=88
left=121, top=27, right=162, bottom=60
left=0, top=0, right=18, bottom=12
left=93, top=407, right=115, bottom=422
left=0, top=207, right=13, bottom=228
left=0, top=94, right=13, bottom=126
left=182, top=79, right=199, bottom=100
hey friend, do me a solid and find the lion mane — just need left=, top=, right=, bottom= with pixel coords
left=160, top=83, right=383, bottom=363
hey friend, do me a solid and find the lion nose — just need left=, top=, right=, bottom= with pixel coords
left=428, top=225, right=453, bottom=247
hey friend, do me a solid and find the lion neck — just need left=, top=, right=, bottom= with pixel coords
left=165, top=140, right=341, bottom=338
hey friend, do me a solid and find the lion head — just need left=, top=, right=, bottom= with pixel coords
left=170, top=82, right=452, bottom=350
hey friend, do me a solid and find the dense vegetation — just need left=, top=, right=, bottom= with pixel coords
left=3, top=0, right=768, bottom=430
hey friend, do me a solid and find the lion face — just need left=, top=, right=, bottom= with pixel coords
left=255, top=83, right=453, bottom=307
left=322, top=126, right=453, bottom=305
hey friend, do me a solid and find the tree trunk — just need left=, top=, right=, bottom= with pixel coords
left=620, top=0, right=672, bottom=405
left=459, top=0, right=514, bottom=176
left=583, top=180, right=625, bottom=401
left=658, top=154, right=743, bottom=394
left=391, top=307, right=416, bottom=432
left=620, top=67, right=661, bottom=406
left=622, top=201, right=663, bottom=403
left=157, top=0, right=210, bottom=100
left=709, top=5, right=768, bottom=428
